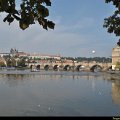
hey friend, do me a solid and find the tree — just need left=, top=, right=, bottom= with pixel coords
left=0, top=0, right=55, bottom=30
left=0, top=61, right=6, bottom=67
left=17, top=58, right=26, bottom=67
left=104, top=0, right=120, bottom=46
left=6, top=57, right=16, bottom=67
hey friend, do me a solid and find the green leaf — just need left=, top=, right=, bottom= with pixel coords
left=47, top=21, right=55, bottom=29
left=19, top=21, right=29, bottom=30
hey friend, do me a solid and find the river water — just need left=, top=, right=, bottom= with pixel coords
left=0, top=70, right=119, bottom=116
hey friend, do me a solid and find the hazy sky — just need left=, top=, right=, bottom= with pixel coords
left=0, top=0, right=118, bottom=57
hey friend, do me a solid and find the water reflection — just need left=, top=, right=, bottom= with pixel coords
left=0, top=74, right=29, bottom=87
left=112, top=82, right=120, bottom=106
left=0, top=71, right=114, bottom=87
left=0, top=71, right=119, bottom=116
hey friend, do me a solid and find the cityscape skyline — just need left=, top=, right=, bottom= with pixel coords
left=0, top=48, right=112, bottom=58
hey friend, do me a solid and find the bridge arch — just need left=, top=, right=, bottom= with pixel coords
left=53, top=65, right=59, bottom=70
left=107, top=66, right=112, bottom=70
left=36, top=65, right=40, bottom=70
left=30, top=65, right=33, bottom=69
left=76, top=65, right=85, bottom=71
left=64, top=65, right=71, bottom=71
left=90, top=65, right=103, bottom=72
left=44, top=65, right=49, bottom=70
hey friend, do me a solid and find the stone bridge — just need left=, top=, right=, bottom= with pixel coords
left=28, top=61, right=112, bottom=71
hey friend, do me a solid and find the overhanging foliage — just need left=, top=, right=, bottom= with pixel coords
left=0, top=0, right=55, bottom=30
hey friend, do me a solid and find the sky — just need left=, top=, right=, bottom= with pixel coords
left=0, top=0, right=118, bottom=58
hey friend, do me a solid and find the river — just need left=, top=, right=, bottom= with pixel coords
left=0, top=70, right=119, bottom=116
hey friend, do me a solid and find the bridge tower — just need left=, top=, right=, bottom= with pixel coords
left=112, top=42, right=120, bottom=70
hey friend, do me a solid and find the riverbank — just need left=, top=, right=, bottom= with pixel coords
left=0, top=69, right=118, bottom=77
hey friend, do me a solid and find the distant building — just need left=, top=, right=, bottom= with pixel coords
left=112, top=44, right=120, bottom=70
left=0, top=53, right=10, bottom=57
left=16, top=51, right=29, bottom=57
left=0, top=48, right=61, bottom=61
left=28, top=53, right=61, bottom=60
